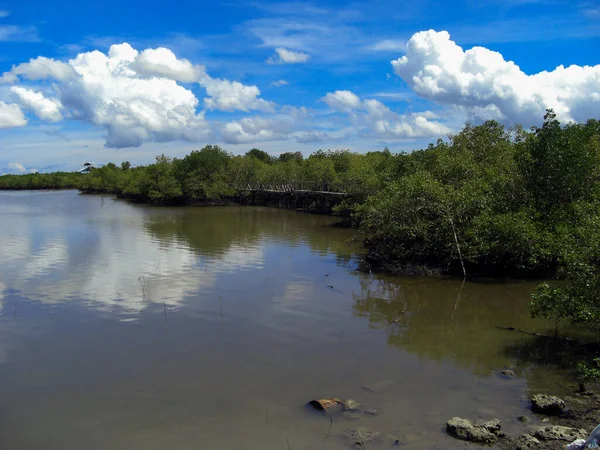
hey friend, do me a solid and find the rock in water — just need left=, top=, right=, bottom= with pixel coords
left=348, top=426, right=381, bottom=448
left=532, top=425, right=587, bottom=441
left=531, top=394, right=566, bottom=416
left=342, top=399, right=361, bottom=412
left=501, top=368, right=516, bottom=379
left=515, top=433, right=541, bottom=450
left=364, top=409, right=380, bottom=416
left=446, top=417, right=502, bottom=444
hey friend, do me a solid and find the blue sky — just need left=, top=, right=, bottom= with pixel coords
left=0, top=0, right=599, bottom=173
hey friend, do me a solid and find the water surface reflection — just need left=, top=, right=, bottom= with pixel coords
left=0, top=191, right=568, bottom=450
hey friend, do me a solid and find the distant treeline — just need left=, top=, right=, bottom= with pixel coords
left=0, top=172, right=83, bottom=190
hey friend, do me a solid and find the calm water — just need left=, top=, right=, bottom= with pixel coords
left=0, top=190, right=571, bottom=449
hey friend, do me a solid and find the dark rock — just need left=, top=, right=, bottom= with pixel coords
left=348, top=426, right=381, bottom=448
left=515, top=433, right=541, bottom=450
left=501, top=369, right=516, bottom=379
left=446, top=417, right=502, bottom=444
left=531, top=425, right=587, bottom=441
left=518, top=415, right=530, bottom=423
left=364, top=409, right=380, bottom=416
left=531, top=394, right=566, bottom=416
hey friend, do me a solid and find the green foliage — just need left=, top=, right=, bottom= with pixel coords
left=245, top=148, right=274, bottom=164
left=0, top=172, right=83, bottom=190
left=357, top=111, right=600, bottom=277
left=577, top=358, right=600, bottom=384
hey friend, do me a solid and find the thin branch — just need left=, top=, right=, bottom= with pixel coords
left=449, top=217, right=467, bottom=279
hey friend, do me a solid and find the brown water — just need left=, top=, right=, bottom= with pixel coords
left=0, top=190, right=573, bottom=449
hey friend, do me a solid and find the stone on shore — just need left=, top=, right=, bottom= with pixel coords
left=531, top=394, right=566, bottom=416
left=446, top=417, right=502, bottom=444
left=531, top=425, right=587, bottom=441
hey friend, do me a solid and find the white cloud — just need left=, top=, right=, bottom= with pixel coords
left=0, top=25, right=39, bottom=42
left=133, top=47, right=205, bottom=82
left=392, top=29, right=600, bottom=125
left=267, top=47, right=310, bottom=64
left=293, top=131, right=328, bottom=143
left=323, top=90, right=450, bottom=139
left=2, top=43, right=212, bottom=148
left=0, top=56, right=75, bottom=83
left=0, top=10, right=9, bottom=18
left=365, top=39, right=406, bottom=52
left=270, top=79, right=289, bottom=87
left=221, top=115, right=293, bottom=144
left=1, top=42, right=277, bottom=147
left=0, top=101, right=27, bottom=128
left=8, top=162, right=26, bottom=173
left=202, top=76, right=275, bottom=112
left=11, top=86, right=63, bottom=122
left=322, top=90, right=362, bottom=112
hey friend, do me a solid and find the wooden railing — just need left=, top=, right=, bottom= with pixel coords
left=232, top=182, right=346, bottom=195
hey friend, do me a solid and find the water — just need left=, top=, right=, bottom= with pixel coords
left=0, top=190, right=572, bottom=449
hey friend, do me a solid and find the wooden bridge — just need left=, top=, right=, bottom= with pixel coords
left=232, top=182, right=347, bottom=195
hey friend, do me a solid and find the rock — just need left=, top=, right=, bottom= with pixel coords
left=342, top=399, right=361, bottom=412
left=501, top=368, right=516, bottom=379
left=532, top=425, right=587, bottom=441
left=481, top=419, right=502, bottom=433
left=446, top=417, right=502, bottom=444
left=364, top=409, right=380, bottom=416
left=518, top=415, right=530, bottom=423
left=531, top=394, right=566, bottom=416
left=515, top=433, right=541, bottom=450
left=348, top=426, right=381, bottom=448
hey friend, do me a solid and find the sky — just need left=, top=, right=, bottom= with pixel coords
left=0, top=0, right=599, bottom=173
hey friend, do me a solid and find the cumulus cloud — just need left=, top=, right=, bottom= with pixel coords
left=267, top=47, right=310, bottom=64
left=1, top=42, right=278, bottom=147
left=270, top=79, right=289, bottom=87
left=323, top=90, right=450, bottom=138
left=201, top=76, right=275, bottom=112
left=133, top=47, right=205, bottom=82
left=11, top=86, right=63, bottom=122
left=392, top=30, right=600, bottom=125
left=0, top=101, right=27, bottom=128
left=0, top=10, right=9, bottom=18
left=221, top=115, right=294, bottom=144
left=322, top=90, right=362, bottom=112
left=0, top=56, right=75, bottom=83
left=8, top=162, right=26, bottom=173
left=2, top=43, right=213, bottom=147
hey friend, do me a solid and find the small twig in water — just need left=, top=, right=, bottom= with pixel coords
left=327, top=285, right=334, bottom=289
left=287, top=436, right=291, bottom=450
left=324, top=414, right=333, bottom=449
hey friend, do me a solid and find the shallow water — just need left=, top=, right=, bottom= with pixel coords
left=0, top=190, right=572, bottom=449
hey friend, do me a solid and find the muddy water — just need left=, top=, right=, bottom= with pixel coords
left=0, top=190, right=571, bottom=449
